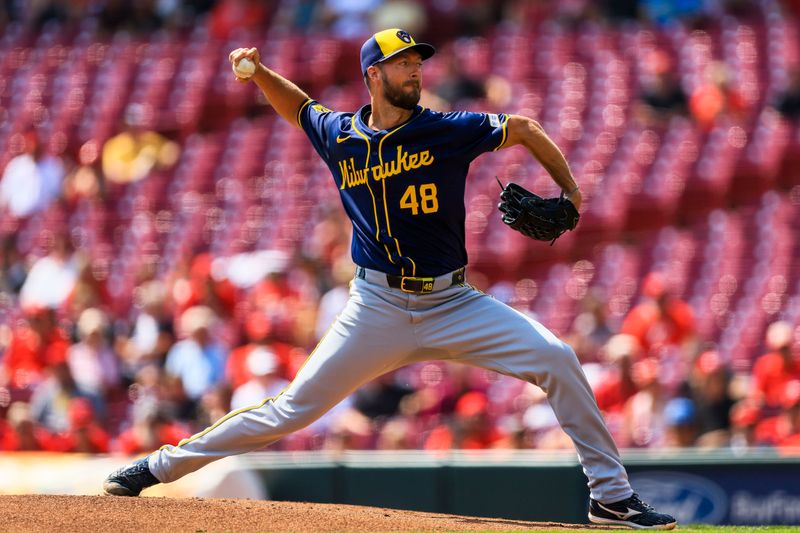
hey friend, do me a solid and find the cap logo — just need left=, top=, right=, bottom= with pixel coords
left=362, top=29, right=434, bottom=74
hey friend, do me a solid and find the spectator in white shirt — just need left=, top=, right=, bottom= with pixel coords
left=0, top=131, right=64, bottom=218
left=230, top=348, right=289, bottom=411
left=67, top=307, right=121, bottom=397
left=165, top=306, right=226, bottom=402
left=19, top=232, right=79, bottom=310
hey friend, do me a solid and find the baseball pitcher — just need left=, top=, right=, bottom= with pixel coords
left=104, top=28, right=676, bottom=530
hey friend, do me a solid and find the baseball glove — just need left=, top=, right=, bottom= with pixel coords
left=497, top=179, right=580, bottom=244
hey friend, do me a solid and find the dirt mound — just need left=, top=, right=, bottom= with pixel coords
left=0, top=495, right=612, bottom=532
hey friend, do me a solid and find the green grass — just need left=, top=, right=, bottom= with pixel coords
left=406, top=524, right=800, bottom=533
left=520, top=524, right=800, bottom=533
left=677, top=527, right=797, bottom=532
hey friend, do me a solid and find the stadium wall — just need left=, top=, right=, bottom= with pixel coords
left=239, top=449, right=800, bottom=526
left=2, top=450, right=799, bottom=525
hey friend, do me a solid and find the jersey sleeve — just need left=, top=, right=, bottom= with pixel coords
left=297, top=98, right=338, bottom=162
left=444, top=111, right=509, bottom=161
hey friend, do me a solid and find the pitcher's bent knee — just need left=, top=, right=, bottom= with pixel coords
left=540, top=340, right=582, bottom=371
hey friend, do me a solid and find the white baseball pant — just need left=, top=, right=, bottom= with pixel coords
left=149, top=268, right=633, bottom=502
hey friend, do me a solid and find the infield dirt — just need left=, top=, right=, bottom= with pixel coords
left=0, top=494, right=614, bottom=532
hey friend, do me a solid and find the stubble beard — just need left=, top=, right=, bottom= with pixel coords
left=381, top=71, right=420, bottom=110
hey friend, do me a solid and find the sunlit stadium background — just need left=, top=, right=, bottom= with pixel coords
left=1, top=0, right=800, bottom=526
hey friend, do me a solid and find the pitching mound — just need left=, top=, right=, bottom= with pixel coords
left=0, top=495, right=612, bottom=532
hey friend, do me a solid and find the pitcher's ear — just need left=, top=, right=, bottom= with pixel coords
left=372, top=64, right=386, bottom=80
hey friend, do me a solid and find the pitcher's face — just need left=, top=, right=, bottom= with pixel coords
left=376, top=50, right=423, bottom=110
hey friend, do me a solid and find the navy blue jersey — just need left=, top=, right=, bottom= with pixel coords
left=298, top=100, right=508, bottom=277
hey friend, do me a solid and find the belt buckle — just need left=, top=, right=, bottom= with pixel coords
left=400, top=276, right=434, bottom=294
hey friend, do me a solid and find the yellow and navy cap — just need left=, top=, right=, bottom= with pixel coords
left=360, top=28, right=435, bottom=75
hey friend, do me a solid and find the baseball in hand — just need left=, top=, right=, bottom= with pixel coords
left=233, top=58, right=256, bottom=79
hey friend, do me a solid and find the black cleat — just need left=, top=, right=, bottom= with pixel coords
left=589, top=493, right=677, bottom=530
left=103, top=457, right=159, bottom=496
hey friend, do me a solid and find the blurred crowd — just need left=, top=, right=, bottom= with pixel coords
left=2, top=0, right=800, bottom=456
left=4, top=0, right=800, bottom=40
left=2, top=238, right=799, bottom=454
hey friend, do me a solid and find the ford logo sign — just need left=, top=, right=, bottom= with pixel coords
left=630, top=471, right=728, bottom=524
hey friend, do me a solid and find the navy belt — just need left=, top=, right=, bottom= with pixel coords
left=355, top=266, right=466, bottom=294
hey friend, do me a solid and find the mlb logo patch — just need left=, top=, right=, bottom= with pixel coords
left=489, top=114, right=501, bottom=127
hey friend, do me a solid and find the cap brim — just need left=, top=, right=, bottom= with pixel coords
left=379, top=42, right=436, bottom=65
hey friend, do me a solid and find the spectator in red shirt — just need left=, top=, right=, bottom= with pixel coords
left=208, top=0, right=268, bottom=41
left=754, top=380, right=800, bottom=448
left=226, top=311, right=295, bottom=389
left=777, top=381, right=800, bottom=451
left=424, top=391, right=501, bottom=450
left=751, top=321, right=800, bottom=414
left=621, top=272, right=695, bottom=356
left=729, top=399, right=761, bottom=449
left=249, top=264, right=322, bottom=348
left=1, top=307, right=69, bottom=400
left=0, top=401, right=61, bottom=451
left=59, top=397, right=110, bottom=453
left=171, top=253, right=238, bottom=320
left=594, top=334, right=642, bottom=414
left=115, top=399, right=191, bottom=455
left=622, top=357, right=668, bottom=448
left=688, top=61, right=747, bottom=131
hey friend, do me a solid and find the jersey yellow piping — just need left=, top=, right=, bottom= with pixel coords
left=492, top=115, right=509, bottom=151
left=377, top=108, right=426, bottom=276
left=351, top=115, right=397, bottom=267
left=169, top=98, right=337, bottom=453
left=299, top=100, right=393, bottom=266
left=166, top=396, right=275, bottom=450
left=296, top=99, right=313, bottom=127
left=298, top=103, right=447, bottom=276
left=407, top=257, right=417, bottom=276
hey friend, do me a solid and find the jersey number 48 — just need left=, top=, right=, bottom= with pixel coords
left=400, top=183, right=439, bottom=215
